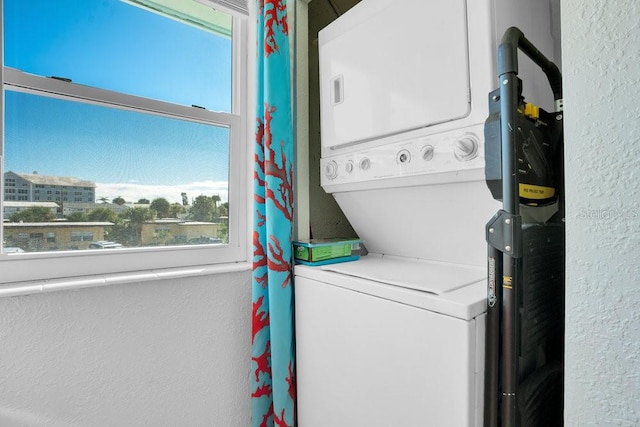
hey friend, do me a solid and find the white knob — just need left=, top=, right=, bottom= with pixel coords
left=396, top=149, right=411, bottom=164
left=324, top=160, right=338, bottom=180
left=345, top=161, right=354, bottom=173
left=359, top=157, right=371, bottom=170
left=422, top=145, right=435, bottom=161
left=454, top=134, right=479, bottom=161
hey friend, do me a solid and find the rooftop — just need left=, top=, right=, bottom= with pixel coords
left=4, top=201, right=59, bottom=208
left=6, top=171, right=96, bottom=188
left=4, top=222, right=113, bottom=227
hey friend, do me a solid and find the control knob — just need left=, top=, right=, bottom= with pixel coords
left=359, top=157, right=371, bottom=170
left=345, top=161, right=354, bottom=173
left=324, top=160, right=338, bottom=180
left=454, top=134, right=479, bottom=161
left=396, top=149, right=411, bottom=164
left=422, top=145, right=435, bottom=161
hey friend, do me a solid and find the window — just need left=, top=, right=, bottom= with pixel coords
left=1, top=0, right=249, bottom=283
left=70, top=232, right=94, bottom=242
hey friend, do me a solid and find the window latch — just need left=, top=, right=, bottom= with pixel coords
left=49, top=76, right=73, bottom=83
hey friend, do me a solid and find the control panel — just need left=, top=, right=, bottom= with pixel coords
left=320, top=125, right=485, bottom=187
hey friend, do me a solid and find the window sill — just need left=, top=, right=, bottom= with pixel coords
left=0, top=261, right=251, bottom=298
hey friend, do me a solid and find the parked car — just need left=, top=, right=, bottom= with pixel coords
left=88, top=241, right=123, bottom=249
left=188, top=236, right=223, bottom=244
left=4, top=247, right=25, bottom=254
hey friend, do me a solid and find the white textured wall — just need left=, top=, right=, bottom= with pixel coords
left=563, top=1, right=640, bottom=425
left=0, top=271, right=252, bottom=426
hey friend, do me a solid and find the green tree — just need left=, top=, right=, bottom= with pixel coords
left=9, top=206, right=55, bottom=223
left=137, top=198, right=150, bottom=204
left=120, top=207, right=154, bottom=245
left=219, top=202, right=229, bottom=217
left=66, top=211, right=88, bottom=222
left=88, top=207, right=120, bottom=223
left=217, top=202, right=229, bottom=242
left=150, top=198, right=171, bottom=218
left=189, top=195, right=215, bottom=222
left=211, top=194, right=222, bottom=220
left=112, top=196, right=126, bottom=205
left=98, top=197, right=110, bottom=204
left=169, top=203, right=186, bottom=218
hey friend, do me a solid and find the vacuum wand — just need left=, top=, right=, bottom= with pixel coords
left=484, top=26, right=565, bottom=427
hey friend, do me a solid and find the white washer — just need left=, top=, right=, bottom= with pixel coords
left=295, top=255, right=486, bottom=426
left=294, top=125, right=500, bottom=426
left=294, top=135, right=499, bottom=426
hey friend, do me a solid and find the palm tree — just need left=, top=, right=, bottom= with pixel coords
left=211, top=194, right=222, bottom=220
left=120, top=207, right=154, bottom=245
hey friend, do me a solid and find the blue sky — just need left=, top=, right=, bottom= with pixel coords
left=3, top=0, right=232, bottom=203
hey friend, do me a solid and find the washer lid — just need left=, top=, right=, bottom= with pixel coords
left=295, top=254, right=488, bottom=320
left=322, top=253, right=485, bottom=295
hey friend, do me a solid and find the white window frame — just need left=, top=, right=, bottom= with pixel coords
left=0, top=0, right=251, bottom=285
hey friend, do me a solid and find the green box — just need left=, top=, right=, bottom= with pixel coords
left=293, top=238, right=362, bottom=265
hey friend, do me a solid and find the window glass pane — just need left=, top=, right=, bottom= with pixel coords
left=3, top=0, right=232, bottom=112
left=3, top=90, right=230, bottom=252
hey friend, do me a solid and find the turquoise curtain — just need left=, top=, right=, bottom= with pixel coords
left=251, top=0, right=296, bottom=426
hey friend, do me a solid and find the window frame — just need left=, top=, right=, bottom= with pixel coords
left=0, top=0, right=250, bottom=285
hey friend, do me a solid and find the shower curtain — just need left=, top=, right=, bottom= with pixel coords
left=251, top=0, right=296, bottom=426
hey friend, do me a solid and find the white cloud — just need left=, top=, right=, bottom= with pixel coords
left=95, top=181, right=229, bottom=205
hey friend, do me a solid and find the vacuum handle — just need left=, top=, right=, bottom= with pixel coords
left=498, top=26, right=563, bottom=104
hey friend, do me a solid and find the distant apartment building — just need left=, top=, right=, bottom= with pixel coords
left=140, top=219, right=220, bottom=246
left=3, top=171, right=95, bottom=203
left=3, top=222, right=112, bottom=251
left=62, top=202, right=131, bottom=217
left=3, top=201, right=59, bottom=220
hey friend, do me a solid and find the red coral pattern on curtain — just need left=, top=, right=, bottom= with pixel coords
left=251, top=0, right=296, bottom=425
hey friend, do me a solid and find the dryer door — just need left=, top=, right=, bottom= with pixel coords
left=319, top=0, right=471, bottom=149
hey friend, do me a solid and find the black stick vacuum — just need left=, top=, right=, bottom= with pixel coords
left=484, top=27, right=565, bottom=427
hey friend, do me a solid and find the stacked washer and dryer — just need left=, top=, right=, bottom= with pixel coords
left=295, top=0, right=558, bottom=425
